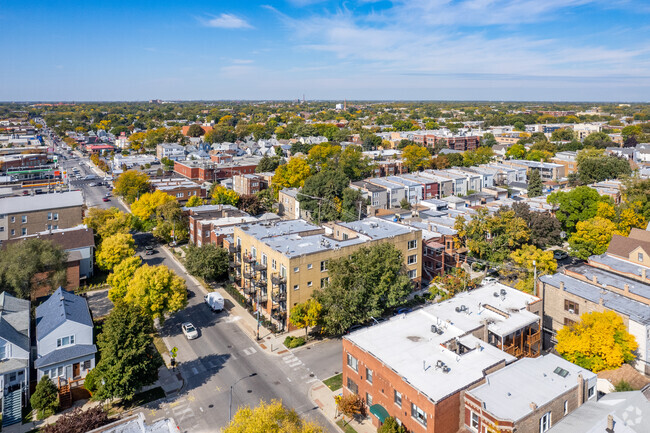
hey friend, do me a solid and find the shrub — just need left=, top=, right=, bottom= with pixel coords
left=30, top=377, right=59, bottom=419
left=41, top=405, right=110, bottom=433
left=614, top=380, right=635, bottom=392
left=336, top=394, right=365, bottom=419
left=284, top=336, right=306, bottom=348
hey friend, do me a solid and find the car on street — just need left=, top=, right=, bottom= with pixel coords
left=394, top=307, right=412, bottom=316
left=102, top=197, right=110, bottom=202
left=144, top=245, right=154, bottom=251
left=145, top=249, right=154, bottom=255
left=182, top=322, right=199, bottom=340
left=482, top=276, right=498, bottom=285
left=89, top=182, right=97, bottom=187
left=553, top=250, right=569, bottom=260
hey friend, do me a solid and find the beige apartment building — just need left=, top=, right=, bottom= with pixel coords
left=0, top=191, right=84, bottom=243
left=229, top=218, right=422, bottom=330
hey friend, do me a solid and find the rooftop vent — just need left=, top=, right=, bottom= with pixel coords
left=454, top=305, right=468, bottom=313
left=500, top=288, right=507, bottom=296
left=493, top=292, right=499, bottom=297
left=553, top=367, right=569, bottom=378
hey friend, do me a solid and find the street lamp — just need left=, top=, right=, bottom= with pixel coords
left=229, top=372, right=257, bottom=421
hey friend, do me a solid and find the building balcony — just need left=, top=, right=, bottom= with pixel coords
left=229, top=244, right=241, bottom=254
left=271, top=309, right=286, bottom=322
left=253, top=262, right=266, bottom=271
left=255, top=276, right=268, bottom=287
left=271, top=289, right=286, bottom=303
left=243, top=271, right=254, bottom=280
left=243, top=255, right=255, bottom=264
left=243, top=285, right=256, bottom=296
left=271, top=274, right=287, bottom=285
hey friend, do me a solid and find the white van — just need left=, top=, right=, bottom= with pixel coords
left=204, top=292, right=224, bottom=312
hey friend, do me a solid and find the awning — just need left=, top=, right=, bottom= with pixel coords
left=369, top=404, right=389, bottom=423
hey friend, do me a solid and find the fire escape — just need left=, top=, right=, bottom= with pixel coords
left=229, top=244, right=241, bottom=285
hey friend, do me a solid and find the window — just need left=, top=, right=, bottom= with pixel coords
left=366, top=392, right=373, bottom=406
left=53, top=213, right=58, bottom=221
left=588, top=386, right=595, bottom=398
left=280, top=265, right=287, bottom=278
left=564, top=318, right=576, bottom=327
left=347, top=353, right=358, bottom=372
left=411, top=403, right=427, bottom=426
left=307, top=281, right=312, bottom=287
left=293, top=284, right=299, bottom=291
left=21, top=215, right=27, bottom=223
left=21, top=228, right=26, bottom=236
left=394, top=390, right=402, bottom=407
left=408, top=269, right=417, bottom=279
left=539, top=412, right=551, bottom=432
left=57, top=335, right=75, bottom=348
left=343, top=233, right=348, bottom=240
left=320, top=277, right=329, bottom=288
left=0, top=341, right=6, bottom=359
left=58, top=366, right=64, bottom=377
left=564, top=400, right=568, bottom=415
left=8, top=372, right=16, bottom=382
left=47, top=212, right=52, bottom=220
left=53, top=225, right=58, bottom=230
left=407, top=254, right=417, bottom=265
left=252, top=247, right=257, bottom=258
left=564, top=300, right=579, bottom=315
left=294, top=266, right=299, bottom=273
left=10, top=229, right=15, bottom=236
left=639, top=252, right=644, bottom=262
left=272, top=259, right=276, bottom=270
left=176, top=192, right=184, bottom=198
left=320, top=260, right=328, bottom=272
left=366, top=367, right=373, bottom=384
left=83, top=360, right=92, bottom=370
left=10, top=216, right=15, bottom=223
left=408, top=239, right=417, bottom=250
left=471, top=412, right=479, bottom=431
left=261, top=254, right=267, bottom=266
left=347, top=378, right=358, bottom=394
left=307, top=264, right=313, bottom=270
left=0, top=227, right=3, bottom=232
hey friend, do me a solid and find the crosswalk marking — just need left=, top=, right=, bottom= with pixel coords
left=241, top=347, right=257, bottom=356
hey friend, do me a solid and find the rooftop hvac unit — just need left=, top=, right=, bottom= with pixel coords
left=493, top=292, right=499, bottom=297
left=500, top=288, right=507, bottom=296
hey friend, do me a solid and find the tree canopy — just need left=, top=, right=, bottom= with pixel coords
left=568, top=217, right=619, bottom=260
left=84, top=207, right=132, bottom=240
left=547, top=186, right=608, bottom=234
left=507, top=203, right=562, bottom=248
left=224, top=400, right=323, bottom=433
left=184, top=244, right=229, bottom=282
left=527, top=169, right=543, bottom=197
left=314, top=243, right=412, bottom=335
left=289, top=299, right=322, bottom=339
left=125, top=264, right=188, bottom=319
left=271, top=157, right=312, bottom=193
left=131, top=190, right=176, bottom=220
left=211, top=185, right=240, bottom=207
left=113, top=170, right=151, bottom=204
left=556, top=311, right=638, bottom=372
left=107, top=256, right=142, bottom=304
left=402, top=145, right=430, bottom=172
left=86, top=303, right=162, bottom=400
left=96, top=233, right=136, bottom=271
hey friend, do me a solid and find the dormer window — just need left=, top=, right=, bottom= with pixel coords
left=639, top=252, right=644, bottom=262
left=57, top=335, right=75, bottom=347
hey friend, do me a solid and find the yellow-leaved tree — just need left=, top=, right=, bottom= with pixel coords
left=84, top=207, right=132, bottom=241
left=125, top=264, right=187, bottom=319
left=211, top=185, right=240, bottom=207
left=113, top=170, right=150, bottom=204
left=289, top=299, right=322, bottom=339
left=568, top=217, right=619, bottom=260
left=225, top=400, right=323, bottom=433
left=96, top=233, right=136, bottom=271
left=185, top=195, right=205, bottom=207
left=107, top=256, right=142, bottom=303
left=271, top=157, right=312, bottom=194
left=402, top=145, right=431, bottom=172
left=556, top=310, right=638, bottom=372
left=510, top=245, right=557, bottom=293
left=131, top=190, right=176, bottom=220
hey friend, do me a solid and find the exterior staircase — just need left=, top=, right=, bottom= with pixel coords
left=58, top=378, right=72, bottom=409
left=2, top=388, right=22, bottom=428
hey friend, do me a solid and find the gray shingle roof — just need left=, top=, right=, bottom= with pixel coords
left=34, top=344, right=97, bottom=368
left=0, top=190, right=83, bottom=214
left=0, top=292, right=30, bottom=351
left=36, top=287, right=93, bottom=339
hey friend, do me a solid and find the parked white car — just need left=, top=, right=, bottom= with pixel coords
left=482, top=276, right=498, bottom=285
left=182, top=322, right=199, bottom=340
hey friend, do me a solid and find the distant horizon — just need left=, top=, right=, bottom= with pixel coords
left=2, top=99, right=649, bottom=104
left=2, top=0, right=649, bottom=101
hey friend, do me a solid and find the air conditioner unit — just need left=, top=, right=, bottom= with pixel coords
left=568, top=309, right=574, bottom=314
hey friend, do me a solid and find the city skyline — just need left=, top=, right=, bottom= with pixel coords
left=1, top=0, right=649, bottom=101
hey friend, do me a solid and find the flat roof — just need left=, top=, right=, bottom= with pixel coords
left=589, top=254, right=649, bottom=281
left=568, top=263, right=650, bottom=300
left=263, top=232, right=368, bottom=258
left=0, top=190, right=83, bottom=214
left=337, top=217, right=419, bottom=240
left=540, top=273, right=650, bottom=325
left=346, top=302, right=516, bottom=402
left=468, top=354, right=596, bottom=422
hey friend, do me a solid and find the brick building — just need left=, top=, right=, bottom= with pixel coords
left=342, top=284, right=542, bottom=433
left=233, top=174, right=268, bottom=196
left=186, top=205, right=249, bottom=246
left=150, top=178, right=205, bottom=203
left=0, top=191, right=83, bottom=243
left=174, top=159, right=259, bottom=182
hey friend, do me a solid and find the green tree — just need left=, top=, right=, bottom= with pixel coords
left=256, top=188, right=276, bottom=213
left=482, top=133, right=497, bottom=147
left=113, top=170, right=151, bottom=204
left=299, top=169, right=350, bottom=222
left=568, top=217, right=619, bottom=259
left=87, top=303, right=163, bottom=401
left=289, top=299, right=322, bottom=339
left=153, top=200, right=188, bottom=243
left=506, top=144, right=526, bottom=159
left=96, top=233, right=136, bottom=271
left=125, top=264, right=188, bottom=319
left=339, top=145, right=373, bottom=181
left=527, top=169, right=543, bottom=197
left=187, top=124, right=205, bottom=137
left=402, top=145, right=430, bottom=172
left=0, top=239, right=68, bottom=299
left=184, top=244, right=229, bottom=282
left=513, top=120, right=525, bottom=131
left=508, top=203, right=562, bottom=248
left=255, top=155, right=284, bottom=173
left=378, top=417, right=407, bottom=433
left=463, top=147, right=494, bottom=166
left=556, top=311, right=637, bottom=372
left=429, top=268, right=476, bottom=301
left=107, top=256, right=142, bottom=304
left=573, top=154, right=631, bottom=185
left=84, top=207, right=132, bottom=241
left=30, top=377, right=59, bottom=419
left=211, top=185, right=240, bottom=207
left=314, top=243, right=412, bottom=335
left=547, top=186, right=608, bottom=234
left=583, top=132, right=614, bottom=149
left=550, top=128, right=575, bottom=141
left=400, top=198, right=411, bottom=209
left=224, top=400, right=323, bottom=433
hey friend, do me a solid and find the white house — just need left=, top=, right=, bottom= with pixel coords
left=35, top=288, right=96, bottom=385
left=0, top=292, right=30, bottom=427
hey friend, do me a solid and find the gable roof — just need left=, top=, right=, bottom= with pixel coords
left=5, top=226, right=94, bottom=251
left=0, top=292, right=30, bottom=351
left=36, top=287, right=93, bottom=339
left=607, top=229, right=650, bottom=259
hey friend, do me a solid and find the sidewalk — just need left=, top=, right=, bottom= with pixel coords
left=310, top=382, right=376, bottom=433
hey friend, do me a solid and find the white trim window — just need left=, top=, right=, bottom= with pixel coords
left=411, top=403, right=427, bottom=426
left=346, top=353, right=358, bottom=372
left=470, top=411, right=479, bottom=431
left=57, top=335, right=75, bottom=348
left=540, top=412, right=551, bottom=433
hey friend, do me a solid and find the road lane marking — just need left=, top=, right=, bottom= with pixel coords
left=287, top=377, right=292, bottom=382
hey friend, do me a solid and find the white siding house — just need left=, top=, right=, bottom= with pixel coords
left=0, top=292, right=30, bottom=427
left=35, top=288, right=96, bottom=384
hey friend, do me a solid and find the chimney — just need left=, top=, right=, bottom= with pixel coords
left=577, top=373, right=585, bottom=405
left=599, top=297, right=604, bottom=306
left=643, top=269, right=647, bottom=280
left=482, top=319, right=489, bottom=342
left=592, top=275, right=598, bottom=284
left=606, top=415, right=615, bottom=432
left=529, top=402, right=538, bottom=411
left=560, top=281, right=565, bottom=290
left=624, top=284, right=629, bottom=293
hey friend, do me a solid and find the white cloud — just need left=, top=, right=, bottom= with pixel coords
left=203, top=13, right=252, bottom=29
left=231, top=59, right=254, bottom=64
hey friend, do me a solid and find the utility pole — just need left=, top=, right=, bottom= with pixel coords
left=256, top=276, right=261, bottom=341
left=533, top=260, right=537, bottom=296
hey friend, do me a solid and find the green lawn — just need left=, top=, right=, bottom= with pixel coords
left=323, top=373, right=342, bottom=391
left=336, top=419, right=358, bottom=433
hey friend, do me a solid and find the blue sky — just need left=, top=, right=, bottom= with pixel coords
left=1, top=0, right=649, bottom=101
